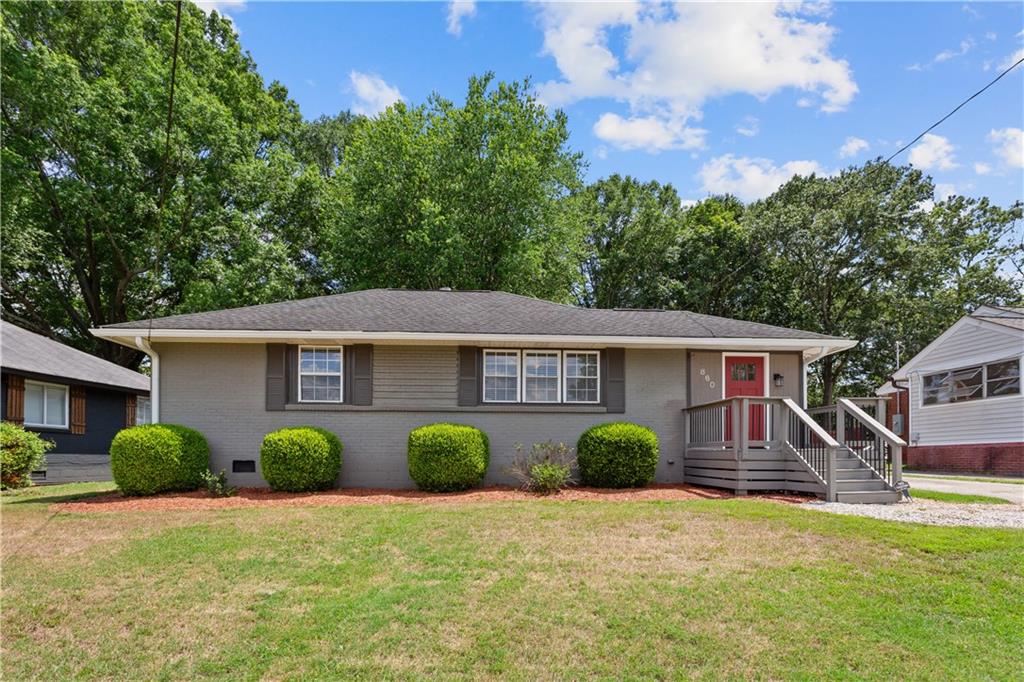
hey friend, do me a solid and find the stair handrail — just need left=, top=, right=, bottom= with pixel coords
left=836, top=398, right=906, bottom=448
left=781, top=399, right=840, bottom=447
left=837, top=398, right=905, bottom=486
left=781, top=399, right=842, bottom=501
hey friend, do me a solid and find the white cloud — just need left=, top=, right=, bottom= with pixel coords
left=934, top=39, right=973, bottom=63
left=195, top=0, right=246, bottom=26
left=735, top=116, right=759, bottom=137
left=348, top=71, right=404, bottom=116
left=998, top=47, right=1024, bottom=71
left=838, top=136, right=869, bottom=158
left=796, top=97, right=814, bottom=108
left=594, top=145, right=608, bottom=160
left=680, top=198, right=699, bottom=209
left=592, top=113, right=706, bottom=153
left=989, top=127, right=1023, bottom=168
left=908, top=133, right=958, bottom=171
left=935, top=183, right=957, bottom=201
left=985, top=32, right=997, bottom=41
left=698, top=154, right=827, bottom=201
left=974, top=162, right=992, bottom=175
left=446, top=1, right=476, bottom=37
left=535, top=2, right=857, bottom=152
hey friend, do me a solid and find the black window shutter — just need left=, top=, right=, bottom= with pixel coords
left=286, top=346, right=298, bottom=404
left=457, top=346, right=479, bottom=406
left=266, top=344, right=287, bottom=411
left=605, top=348, right=625, bottom=413
left=351, top=344, right=373, bottom=405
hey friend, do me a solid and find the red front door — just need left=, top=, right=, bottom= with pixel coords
left=724, top=356, right=767, bottom=441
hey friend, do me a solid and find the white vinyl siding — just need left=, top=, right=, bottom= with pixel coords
left=298, top=346, right=343, bottom=403
left=24, top=380, right=69, bottom=429
left=907, top=319, right=1024, bottom=445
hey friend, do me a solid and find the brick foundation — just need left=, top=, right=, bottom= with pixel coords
left=906, top=443, right=1024, bottom=476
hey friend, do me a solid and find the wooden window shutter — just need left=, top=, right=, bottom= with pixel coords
left=124, top=394, right=137, bottom=427
left=350, top=344, right=373, bottom=405
left=604, top=348, right=626, bottom=413
left=457, top=346, right=479, bottom=406
left=5, top=374, right=24, bottom=424
left=70, top=386, right=86, bottom=434
left=266, top=344, right=287, bottom=411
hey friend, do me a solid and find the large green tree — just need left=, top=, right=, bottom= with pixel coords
left=1, top=1, right=325, bottom=366
left=329, top=74, right=585, bottom=300
left=572, top=175, right=682, bottom=308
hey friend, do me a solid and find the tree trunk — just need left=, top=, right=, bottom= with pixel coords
left=822, top=358, right=835, bottom=406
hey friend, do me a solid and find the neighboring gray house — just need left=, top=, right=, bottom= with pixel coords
left=92, top=289, right=904, bottom=502
left=1, top=322, right=151, bottom=483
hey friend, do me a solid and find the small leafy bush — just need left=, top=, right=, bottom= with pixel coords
left=408, top=423, right=489, bottom=492
left=507, top=441, right=576, bottom=494
left=201, top=469, right=237, bottom=497
left=260, top=426, right=342, bottom=492
left=110, top=424, right=210, bottom=495
left=1, top=422, right=53, bottom=489
left=577, top=422, right=659, bottom=488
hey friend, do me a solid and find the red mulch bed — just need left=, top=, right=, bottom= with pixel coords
left=53, top=484, right=810, bottom=513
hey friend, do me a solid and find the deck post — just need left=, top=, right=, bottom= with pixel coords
left=893, top=444, right=903, bottom=483
left=776, top=402, right=789, bottom=448
left=738, top=398, right=749, bottom=460
left=682, top=409, right=690, bottom=461
left=835, top=402, right=846, bottom=445
left=826, top=445, right=838, bottom=502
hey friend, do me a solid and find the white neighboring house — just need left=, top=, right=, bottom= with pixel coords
left=884, top=305, right=1023, bottom=475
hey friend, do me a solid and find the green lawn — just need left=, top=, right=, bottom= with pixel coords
left=909, top=488, right=1013, bottom=505
left=2, top=483, right=1022, bottom=680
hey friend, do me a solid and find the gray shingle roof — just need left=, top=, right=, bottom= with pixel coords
left=1, top=322, right=150, bottom=392
left=101, top=289, right=845, bottom=341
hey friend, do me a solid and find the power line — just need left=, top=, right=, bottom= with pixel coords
left=831, top=55, right=1024, bottom=201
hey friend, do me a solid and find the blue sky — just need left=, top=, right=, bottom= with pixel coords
left=206, top=1, right=1023, bottom=205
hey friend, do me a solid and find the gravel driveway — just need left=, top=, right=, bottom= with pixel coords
left=804, top=498, right=1023, bottom=529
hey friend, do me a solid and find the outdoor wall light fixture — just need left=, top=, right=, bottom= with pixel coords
left=773, top=373, right=784, bottom=387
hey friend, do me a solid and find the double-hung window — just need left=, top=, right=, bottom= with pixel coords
left=24, top=380, right=68, bottom=428
left=564, top=351, right=600, bottom=403
left=483, top=350, right=520, bottom=402
left=298, top=346, right=343, bottom=403
left=523, top=351, right=560, bottom=403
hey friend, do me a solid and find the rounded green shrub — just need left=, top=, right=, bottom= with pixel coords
left=577, top=422, right=659, bottom=488
left=408, top=423, right=489, bottom=492
left=1, top=421, right=54, bottom=489
left=260, top=426, right=342, bottom=492
left=110, top=424, right=210, bottom=496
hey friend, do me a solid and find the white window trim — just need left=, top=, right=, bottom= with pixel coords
left=522, top=350, right=562, bottom=404
left=297, top=345, right=344, bottom=404
left=920, top=356, right=1021, bottom=408
left=563, top=351, right=601, bottom=404
left=482, top=349, right=522, bottom=403
left=24, top=380, right=69, bottom=429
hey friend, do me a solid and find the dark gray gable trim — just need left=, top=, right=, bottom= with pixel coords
left=457, top=346, right=480, bottom=406
left=266, top=344, right=287, bottom=411
left=604, top=347, right=625, bottom=413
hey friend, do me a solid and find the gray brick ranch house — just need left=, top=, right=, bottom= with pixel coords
left=91, top=289, right=905, bottom=502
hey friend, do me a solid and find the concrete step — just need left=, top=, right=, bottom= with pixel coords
left=834, top=490, right=901, bottom=504
left=835, top=478, right=889, bottom=492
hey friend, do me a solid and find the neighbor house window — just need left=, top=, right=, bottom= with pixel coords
left=922, top=357, right=1021, bottom=405
left=523, top=351, right=560, bottom=403
left=564, top=351, right=600, bottom=403
left=298, top=346, right=343, bottom=403
left=136, top=397, right=152, bottom=425
left=24, top=380, right=68, bottom=428
left=483, top=350, right=520, bottom=403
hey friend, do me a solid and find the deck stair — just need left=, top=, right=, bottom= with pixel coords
left=684, top=396, right=905, bottom=504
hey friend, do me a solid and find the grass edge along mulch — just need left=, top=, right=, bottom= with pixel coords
left=50, top=483, right=811, bottom=513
